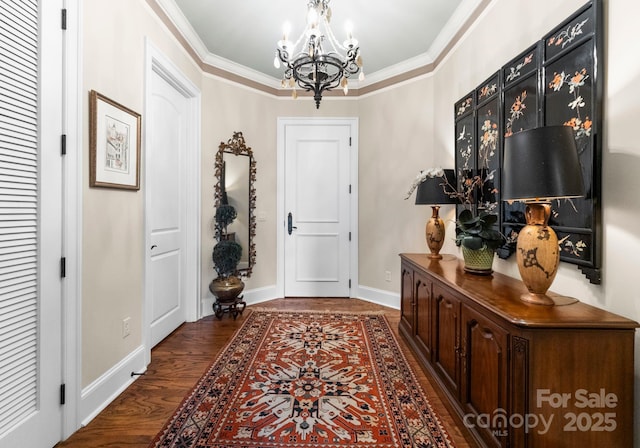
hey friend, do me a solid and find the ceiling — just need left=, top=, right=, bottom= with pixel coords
left=157, top=0, right=486, bottom=88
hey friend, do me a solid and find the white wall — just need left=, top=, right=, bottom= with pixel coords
left=357, top=76, right=439, bottom=292
left=82, top=0, right=201, bottom=387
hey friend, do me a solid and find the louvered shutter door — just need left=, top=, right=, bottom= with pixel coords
left=0, top=0, right=40, bottom=431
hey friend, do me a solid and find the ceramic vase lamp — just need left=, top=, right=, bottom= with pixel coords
left=415, top=169, right=457, bottom=259
left=502, top=126, right=584, bottom=306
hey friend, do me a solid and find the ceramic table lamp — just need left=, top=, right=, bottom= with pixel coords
left=502, top=126, right=584, bottom=305
left=415, top=169, right=457, bottom=259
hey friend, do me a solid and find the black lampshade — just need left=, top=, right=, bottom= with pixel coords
left=502, top=126, right=584, bottom=201
left=415, top=169, right=457, bottom=205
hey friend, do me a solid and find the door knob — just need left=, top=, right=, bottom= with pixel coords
left=287, top=212, right=297, bottom=235
left=150, top=245, right=157, bottom=250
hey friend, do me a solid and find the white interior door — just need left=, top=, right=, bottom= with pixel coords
left=146, top=68, right=189, bottom=347
left=0, top=0, right=63, bottom=446
left=284, top=123, right=352, bottom=297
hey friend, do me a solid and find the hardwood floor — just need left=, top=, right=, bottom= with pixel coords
left=56, top=298, right=474, bottom=447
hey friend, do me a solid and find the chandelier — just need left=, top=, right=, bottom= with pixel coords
left=274, top=0, right=364, bottom=109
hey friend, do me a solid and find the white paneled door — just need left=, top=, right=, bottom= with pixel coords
left=284, top=123, right=352, bottom=297
left=146, top=67, right=189, bottom=347
left=0, top=0, right=63, bottom=446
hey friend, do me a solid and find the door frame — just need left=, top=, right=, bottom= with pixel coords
left=62, top=0, right=82, bottom=438
left=143, top=40, right=201, bottom=364
left=276, top=117, right=359, bottom=298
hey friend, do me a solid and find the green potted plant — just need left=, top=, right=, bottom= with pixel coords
left=212, top=240, right=242, bottom=278
left=452, top=171, right=505, bottom=274
left=210, top=204, right=244, bottom=304
left=455, top=208, right=504, bottom=274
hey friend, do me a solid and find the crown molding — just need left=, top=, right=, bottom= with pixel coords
left=154, top=0, right=209, bottom=60
left=150, top=0, right=492, bottom=96
left=427, top=0, right=487, bottom=62
left=202, top=52, right=281, bottom=88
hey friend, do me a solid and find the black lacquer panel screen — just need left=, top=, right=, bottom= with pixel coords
left=454, top=1, right=602, bottom=283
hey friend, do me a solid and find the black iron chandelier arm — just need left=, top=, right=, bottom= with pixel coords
left=274, top=0, right=363, bottom=108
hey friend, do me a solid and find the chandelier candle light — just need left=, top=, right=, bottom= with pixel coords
left=274, top=0, right=364, bottom=108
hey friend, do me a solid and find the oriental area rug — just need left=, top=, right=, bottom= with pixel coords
left=149, top=310, right=454, bottom=448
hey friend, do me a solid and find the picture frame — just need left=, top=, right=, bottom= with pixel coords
left=89, top=90, right=141, bottom=190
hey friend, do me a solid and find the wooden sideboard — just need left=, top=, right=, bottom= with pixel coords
left=399, top=253, right=638, bottom=448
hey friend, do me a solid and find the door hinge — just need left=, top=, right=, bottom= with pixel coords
left=349, top=232, right=351, bottom=241
left=61, top=8, right=67, bottom=30
left=60, top=383, right=66, bottom=405
left=61, top=134, right=67, bottom=155
left=60, top=257, right=66, bottom=278
left=349, top=184, right=351, bottom=194
left=349, top=137, right=352, bottom=146
left=349, top=279, right=352, bottom=289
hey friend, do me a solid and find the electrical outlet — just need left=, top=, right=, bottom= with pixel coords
left=122, top=317, right=131, bottom=338
left=385, top=270, right=392, bottom=282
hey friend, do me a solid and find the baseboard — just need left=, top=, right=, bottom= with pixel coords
left=357, top=286, right=400, bottom=310
left=201, top=284, right=398, bottom=316
left=79, top=345, right=146, bottom=426
left=201, top=284, right=278, bottom=317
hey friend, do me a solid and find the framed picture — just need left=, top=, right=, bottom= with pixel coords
left=89, top=90, right=141, bottom=190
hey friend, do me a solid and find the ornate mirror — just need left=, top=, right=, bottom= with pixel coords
left=214, top=132, right=256, bottom=276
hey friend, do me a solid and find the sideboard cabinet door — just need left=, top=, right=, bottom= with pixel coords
left=460, top=305, right=510, bottom=447
left=399, top=263, right=414, bottom=337
left=414, top=270, right=433, bottom=361
left=433, top=283, right=461, bottom=399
